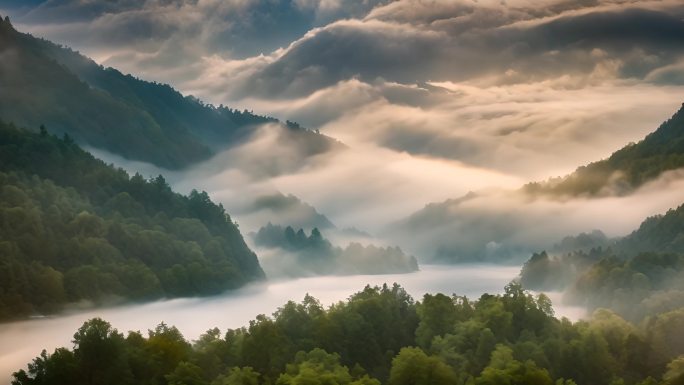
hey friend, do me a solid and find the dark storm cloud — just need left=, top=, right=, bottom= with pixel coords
left=232, top=4, right=684, bottom=98
left=2, top=0, right=389, bottom=59
left=237, top=20, right=451, bottom=98
left=6, top=0, right=684, bottom=102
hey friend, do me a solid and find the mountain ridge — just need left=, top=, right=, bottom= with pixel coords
left=525, top=102, right=684, bottom=197
left=0, top=16, right=338, bottom=169
left=0, top=121, right=264, bottom=321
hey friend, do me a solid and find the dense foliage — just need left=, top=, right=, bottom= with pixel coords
left=525, top=103, right=684, bottom=196
left=13, top=282, right=684, bottom=385
left=618, top=203, right=684, bottom=256
left=521, top=248, right=684, bottom=323
left=0, top=122, right=264, bottom=320
left=0, top=17, right=334, bottom=169
left=254, top=223, right=418, bottom=275
left=521, top=204, right=684, bottom=322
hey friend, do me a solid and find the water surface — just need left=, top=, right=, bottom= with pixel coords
left=0, top=264, right=583, bottom=382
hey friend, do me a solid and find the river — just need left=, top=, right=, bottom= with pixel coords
left=0, top=264, right=585, bottom=382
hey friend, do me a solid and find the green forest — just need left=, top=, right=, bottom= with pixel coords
left=0, top=17, right=334, bottom=169
left=0, top=122, right=264, bottom=320
left=524, top=103, right=684, bottom=197
left=520, top=203, right=684, bottom=322
left=12, top=282, right=684, bottom=385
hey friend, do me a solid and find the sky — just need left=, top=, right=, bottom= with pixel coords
left=4, top=0, right=684, bottom=260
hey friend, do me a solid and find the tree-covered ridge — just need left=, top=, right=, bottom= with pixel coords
left=0, top=16, right=337, bottom=169
left=13, top=282, right=684, bottom=385
left=520, top=203, right=684, bottom=322
left=618, top=203, right=684, bottom=256
left=521, top=248, right=684, bottom=323
left=525, top=103, right=684, bottom=197
left=254, top=223, right=418, bottom=276
left=0, top=122, right=264, bottom=321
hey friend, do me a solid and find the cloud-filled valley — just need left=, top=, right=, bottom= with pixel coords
left=4, top=0, right=684, bottom=263
left=7, top=3, right=684, bottom=385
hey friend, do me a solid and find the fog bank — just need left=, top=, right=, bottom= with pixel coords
left=1, top=265, right=542, bottom=383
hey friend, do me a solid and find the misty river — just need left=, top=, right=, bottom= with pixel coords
left=0, top=264, right=585, bottom=382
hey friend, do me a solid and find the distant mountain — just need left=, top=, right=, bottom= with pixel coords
left=391, top=103, right=684, bottom=263
left=520, top=203, right=684, bottom=321
left=253, top=223, right=418, bottom=277
left=0, top=16, right=337, bottom=169
left=0, top=122, right=264, bottom=321
left=246, top=192, right=336, bottom=230
left=525, top=103, right=684, bottom=197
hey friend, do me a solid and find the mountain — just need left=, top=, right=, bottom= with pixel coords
left=390, top=103, right=684, bottom=263
left=253, top=223, right=418, bottom=277
left=525, top=103, right=684, bottom=197
left=616, top=202, right=684, bottom=255
left=0, top=16, right=337, bottom=169
left=245, top=192, right=336, bottom=230
left=520, top=203, right=684, bottom=321
left=0, top=122, right=264, bottom=321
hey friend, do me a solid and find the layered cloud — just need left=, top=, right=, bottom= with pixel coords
left=6, top=0, right=684, bottom=96
left=5, top=0, right=684, bottom=263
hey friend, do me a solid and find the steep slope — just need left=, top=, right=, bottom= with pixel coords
left=520, top=203, right=684, bottom=321
left=391, top=103, right=684, bottom=263
left=0, top=16, right=336, bottom=169
left=0, top=122, right=264, bottom=321
left=525, top=103, right=684, bottom=197
left=617, top=203, right=684, bottom=256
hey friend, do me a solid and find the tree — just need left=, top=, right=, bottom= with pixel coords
left=664, top=356, right=684, bottom=385
left=476, top=345, right=552, bottom=385
left=166, top=362, right=208, bottom=385
left=12, top=349, right=78, bottom=385
left=212, top=367, right=260, bottom=385
left=276, top=349, right=379, bottom=385
left=416, top=294, right=458, bottom=348
left=72, top=318, right=131, bottom=385
left=388, top=347, right=458, bottom=385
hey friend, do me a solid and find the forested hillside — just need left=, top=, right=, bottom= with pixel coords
left=0, top=122, right=264, bottom=321
left=0, top=16, right=335, bottom=169
left=520, top=204, right=684, bottom=321
left=525, top=104, right=684, bottom=197
left=254, top=224, right=418, bottom=276
left=13, top=283, right=684, bottom=385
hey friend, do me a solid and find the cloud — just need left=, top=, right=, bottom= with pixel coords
left=387, top=169, right=684, bottom=262
left=241, top=192, right=336, bottom=230
left=646, top=59, right=684, bottom=85
left=238, top=74, right=684, bottom=178
left=3, top=0, right=386, bottom=67
left=190, top=1, right=681, bottom=100
left=6, top=0, right=684, bottom=268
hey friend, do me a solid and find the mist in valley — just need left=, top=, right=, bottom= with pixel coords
left=3, top=1, right=684, bottom=384
left=0, top=265, right=535, bottom=383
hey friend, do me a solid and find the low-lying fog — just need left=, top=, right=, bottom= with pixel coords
left=0, top=265, right=585, bottom=383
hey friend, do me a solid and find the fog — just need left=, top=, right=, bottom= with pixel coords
left=3, top=0, right=684, bottom=379
left=29, top=0, right=684, bottom=252
left=70, top=0, right=684, bottom=267
left=0, top=264, right=587, bottom=383
left=389, top=169, right=684, bottom=262
left=91, top=126, right=684, bottom=265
